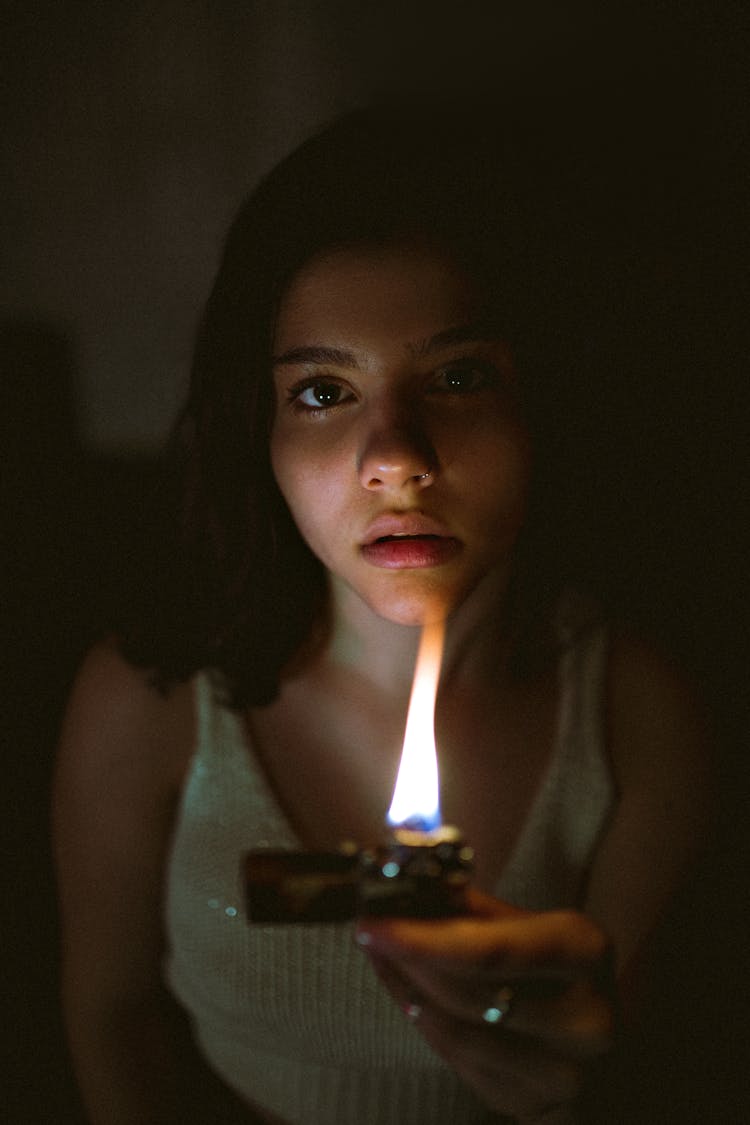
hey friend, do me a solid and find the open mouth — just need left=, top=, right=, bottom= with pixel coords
left=362, top=533, right=460, bottom=569
left=375, top=533, right=442, bottom=542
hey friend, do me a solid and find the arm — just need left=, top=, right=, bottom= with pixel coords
left=354, top=636, right=712, bottom=1121
left=53, top=642, right=262, bottom=1124
left=584, top=633, right=712, bottom=1002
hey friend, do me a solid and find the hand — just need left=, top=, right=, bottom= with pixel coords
left=355, top=891, right=617, bottom=1122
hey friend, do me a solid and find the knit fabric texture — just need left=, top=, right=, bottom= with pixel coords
left=164, top=595, right=613, bottom=1123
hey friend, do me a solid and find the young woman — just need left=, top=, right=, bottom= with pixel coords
left=53, top=106, right=710, bottom=1123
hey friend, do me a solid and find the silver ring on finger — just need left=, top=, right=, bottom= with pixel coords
left=403, top=1000, right=422, bottom=1023
left=481, top=984, right=515, bottom=1025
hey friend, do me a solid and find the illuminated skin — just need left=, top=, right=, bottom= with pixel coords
left=270, top=243, right=532, bottom=629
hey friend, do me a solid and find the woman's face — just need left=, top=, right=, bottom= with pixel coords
left=270, top=243, right=532, bottom=627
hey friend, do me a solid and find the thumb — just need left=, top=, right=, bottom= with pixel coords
left=463, top=887, right=529, bottom=920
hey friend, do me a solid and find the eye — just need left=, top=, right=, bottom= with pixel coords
left=288, top=378, right=354, bottom=411
left=430, top=359, right=499, bottom=394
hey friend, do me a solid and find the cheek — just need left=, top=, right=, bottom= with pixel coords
left=271, top=422, right=352, bottom=496
left=270, top=439, right=308, bottom=535
left=505, top=433, right=533, bottom=508
left=270, top=438, right=342, bottom=551
left=504, top=444, right=533, bottom=529
left=270, top=432, right=305, bottom=505
left=466, top=423, right=532, bottom=516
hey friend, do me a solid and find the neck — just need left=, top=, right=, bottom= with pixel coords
left=322, top=568, right=511, bottom=698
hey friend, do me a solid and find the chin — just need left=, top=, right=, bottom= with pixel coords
left=368, top=561, right=515, bottom=628
left=364, top=582, right=464, bottom=628
left=375, top=604, right=447, bottom=628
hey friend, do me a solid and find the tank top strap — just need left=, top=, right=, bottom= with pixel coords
left=554, top=591, right=610, bottom=778
left=496, top=590, right=615, bottom=910
left=193, top=669, right=218, bottom=765
left=183, top=670, right=298, bottom=849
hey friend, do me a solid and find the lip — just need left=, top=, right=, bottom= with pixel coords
left=362, top=512, right=453, bottom=545
left=360, top=512, right=461, bottom=570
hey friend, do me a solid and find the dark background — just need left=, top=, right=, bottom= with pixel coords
left=2, top=4, right=747, bottom=1121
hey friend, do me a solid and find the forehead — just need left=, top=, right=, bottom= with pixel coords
left=273, top=243, right=483, bottom=353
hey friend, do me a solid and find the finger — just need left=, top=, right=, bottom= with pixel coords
left=371, top=973, right=585, bottom=1118
left=366, top=931, right=615, bottom=1060
left=485, top=978, right=615, bottom=1058
left=356, top=908, right=610, bottom=978
left=377, top=954, right=614, bottom=1059
left=366, top=952, right=421, bottom=1020
left=463, top=887, right=529, bottom=920
left=413, top=1004, right=584, bottom=1119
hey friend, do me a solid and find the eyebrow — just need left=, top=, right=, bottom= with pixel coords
left=406, top=321, right=501, bottom=358
left=272, top=322, right=502, bottom=369
left=272, top=344, right=360, bottom=369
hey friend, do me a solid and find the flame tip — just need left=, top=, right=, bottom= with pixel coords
left=386, top=621, right=446, bottom=831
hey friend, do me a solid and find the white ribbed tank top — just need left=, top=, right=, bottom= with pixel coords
left=164, top=596, right=614, bottom=1123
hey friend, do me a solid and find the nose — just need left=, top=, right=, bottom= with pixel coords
left=358, top=412, right=437, bottom=492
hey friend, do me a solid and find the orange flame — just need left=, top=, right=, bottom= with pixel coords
left=386, top=620, right=445, bottom=832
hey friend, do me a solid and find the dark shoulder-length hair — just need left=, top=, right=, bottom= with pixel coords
left=116, top=102, right=615, bottom=706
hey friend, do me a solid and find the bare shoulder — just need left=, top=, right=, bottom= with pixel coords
left=57, top=637, right=195, bottom=799
left=606, top=631, right=712, bottom=802
left=54, top=640, right=197, bottom=1000
left=53, top=638, right=196, bottom=919
left=585, top=632, right=713, bottom=972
